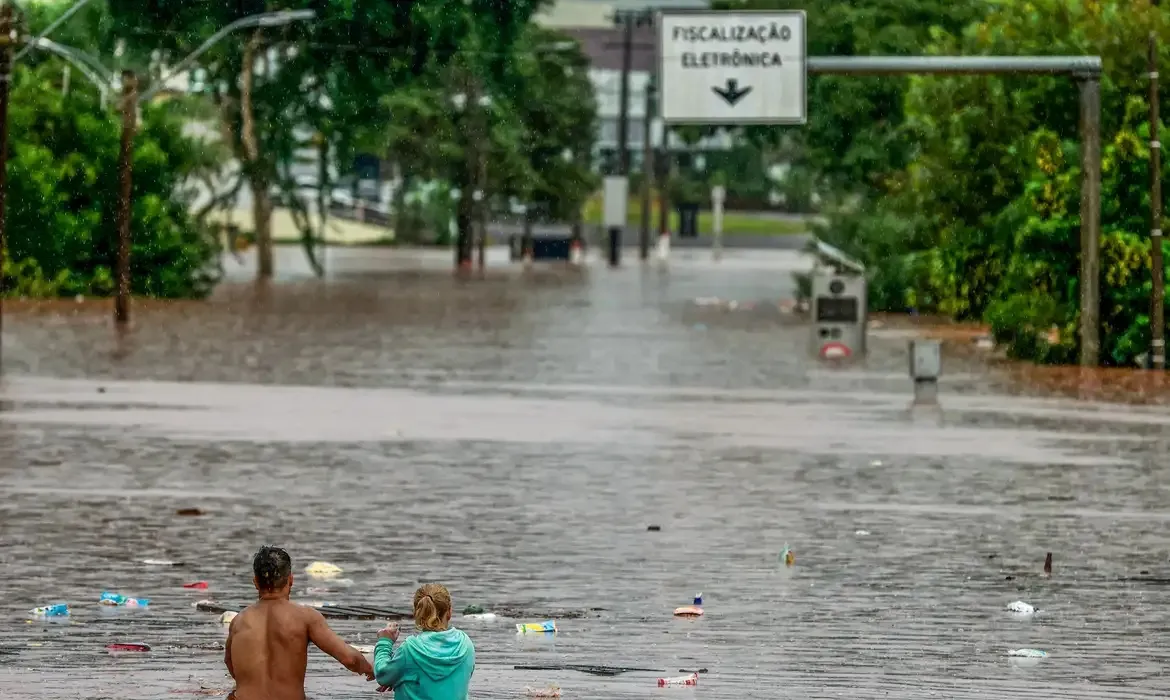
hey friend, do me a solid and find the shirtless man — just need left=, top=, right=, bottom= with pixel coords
left=225, top=546, right=374, bottom=700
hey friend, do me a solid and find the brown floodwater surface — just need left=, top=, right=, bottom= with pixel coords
left=0, top=248, right=1168, bottom=699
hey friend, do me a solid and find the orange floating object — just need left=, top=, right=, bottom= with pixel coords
left=183, top=581, right=209, bottom=590
left=673, top=593, right=703, bottom=617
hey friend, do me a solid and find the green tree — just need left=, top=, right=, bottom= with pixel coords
left=5, top=63, right=219, bottom=298
left=711, top=0, right=988, bottom=199
left=827, top=0, right=1170, bottom=366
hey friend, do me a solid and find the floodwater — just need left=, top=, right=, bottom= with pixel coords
left=1, top=247, right=1169, bottom=699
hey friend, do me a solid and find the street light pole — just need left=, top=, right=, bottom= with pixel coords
left=1149, top=0, right=1165, bottom=370
left=114, top=70, right=136, bottom=328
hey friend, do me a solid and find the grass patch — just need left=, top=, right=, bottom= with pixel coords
left=582, top=194, right=807, bottom=236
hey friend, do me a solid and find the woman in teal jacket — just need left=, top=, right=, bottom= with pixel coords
left=373, top=583, right=475, bottom=700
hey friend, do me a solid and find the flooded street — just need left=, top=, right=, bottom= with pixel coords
left=1, top=247, right=1169, bottom=699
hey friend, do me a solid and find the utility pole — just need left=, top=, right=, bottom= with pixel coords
left=476, top=115, right=487, bottom=272
left=658, top=127, right=671, bottom=238
left=639, top=78, right=654, bottom=260
left=114, top=71, right=136, bottom=327
left=1149, top=2, right=1165, bottom=370
left=616, top=15, right=633, bottom=177
left=0, top=3, right=13, bottom=372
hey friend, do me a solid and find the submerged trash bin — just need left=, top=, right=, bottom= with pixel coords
left=508, top=233, right=574, bottom=262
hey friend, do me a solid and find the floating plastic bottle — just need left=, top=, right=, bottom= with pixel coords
left=516, top=620, right=557, bottom=634
left=781, top=544, right=795, bottom=566
left=30, top=604, right=69, bottom=618
left=658, top=672, right=699, bottom=687
left=100, top=591, right=150, bottom=608
left=673, top=593, right=704, bottom=617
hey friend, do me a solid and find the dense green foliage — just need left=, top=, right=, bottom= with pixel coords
left=4, top=0, right=600, bottom=294
left=102, top=0, right=597, bottom=261
left=5, top=62, right=219, bottom=298
left=763, top=0, right=1170, bottom=367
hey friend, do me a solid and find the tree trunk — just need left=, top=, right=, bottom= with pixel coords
left=455, top=179, right=473, bottom=268
left=240, top=31, right=272, bottom=279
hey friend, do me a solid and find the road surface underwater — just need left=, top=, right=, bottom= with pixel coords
left=0, top=248, right=1168, bottom=699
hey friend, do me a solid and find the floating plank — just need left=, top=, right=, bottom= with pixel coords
left=1118, top=577, right=1170, bottom=585
left=321, top=604, right=413, bottom=620
left=513, top=664, right=663, bottom=676
left=194, top=601, right=411, bottom=620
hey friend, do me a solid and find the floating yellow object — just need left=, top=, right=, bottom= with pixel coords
left=304, top=561, right=343, bottom=579
left=781, top=544, right=795, bottom=566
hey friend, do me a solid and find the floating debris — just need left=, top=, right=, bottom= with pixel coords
left=854, top=530, right=871, bottom=536
left=516, top=620, right=557, bottom=634
left=525, top=686, right=561, bottom=698
left=175, top=508, right=204, bottom=517
left=781, top=544, right=795, bottom=566
left=29, top=604, right=69, bottom=618
left=107, top=642, right=151, bottom=653
left=183, top=581, right=209, bottom=590
left=101, top=592, right=150, bottom=608
left=646, top=525, right=661, bottom=532
left=673, top=593, right=703, bottom=617
left=658, top=672, right=699, bottom=687
left=304, top=561, right=343, bottom=579
left=143, top=559, right=182, bottom=566
left=1006, top=601, right=1035, bottom=615
left=1044, top=552, right=1052, bottom=575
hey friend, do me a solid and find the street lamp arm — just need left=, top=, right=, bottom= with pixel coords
left=27, top=37, right=112, bottom=105
left=13, top=0, right=95, bottom=62
left=138, top=9, right=315, bottom=104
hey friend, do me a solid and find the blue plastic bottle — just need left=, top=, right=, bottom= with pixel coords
left=30, top=604, right=69, bottom=617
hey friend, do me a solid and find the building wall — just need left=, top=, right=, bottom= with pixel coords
left=538, top=0, right=732, bottom=164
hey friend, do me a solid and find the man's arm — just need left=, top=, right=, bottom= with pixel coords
left=305, top=607, right=374, bottom=679
left=223, top=616, right=238, bottom=679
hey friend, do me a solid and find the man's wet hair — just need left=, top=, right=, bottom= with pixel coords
left=253, top=545, right=292, bottom=591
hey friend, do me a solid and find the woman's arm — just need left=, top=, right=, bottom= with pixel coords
left=373, top=638, right=409, bottom=689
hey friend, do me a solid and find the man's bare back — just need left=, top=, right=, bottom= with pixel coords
left=226, top=547, right=373, bottom=700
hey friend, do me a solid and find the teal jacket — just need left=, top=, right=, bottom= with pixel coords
left=373, top=628, right=474, bottom=700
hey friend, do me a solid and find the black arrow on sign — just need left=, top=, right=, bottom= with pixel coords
left=712, top=79, right=752, bottom=106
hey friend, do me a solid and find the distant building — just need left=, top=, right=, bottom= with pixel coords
left=537, top=0, right=733, bottom=170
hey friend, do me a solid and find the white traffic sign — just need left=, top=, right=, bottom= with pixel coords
left=657, top=10, right=807, bottom=125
